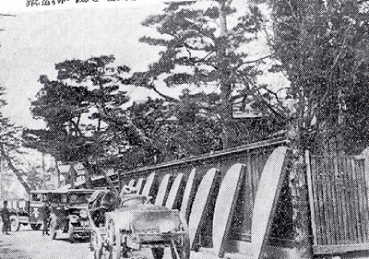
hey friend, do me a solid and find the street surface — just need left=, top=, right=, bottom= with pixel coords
left=0, top=225, right=220, bottom=259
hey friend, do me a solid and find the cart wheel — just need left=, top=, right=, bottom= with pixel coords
left=91, top=230, right=103, bottom=259
left=106, top=220, right=122, bottom=259
left=171, top=234, right=190, bottom=259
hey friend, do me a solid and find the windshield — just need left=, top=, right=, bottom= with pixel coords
left=68, top=192, right=92, bottom=204
left=120, top=196, right=147, bottom=207
left=31, top=193, right=49, bottom=203
left=49, top=193, right=67, bottom=204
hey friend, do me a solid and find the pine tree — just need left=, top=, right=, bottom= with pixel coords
left=134, top=1, right=280, bottom=150
left=25, top=55, right=133, bottom=186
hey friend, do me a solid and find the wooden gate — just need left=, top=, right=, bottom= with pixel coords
left=306, top=151, right=369, bottom=255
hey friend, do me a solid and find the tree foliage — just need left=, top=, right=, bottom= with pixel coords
left=271, top=0, right=369, bottom=154
left=134, top=0, right=283, bottom=153
left=25, top=55, right=135, bottom=180
left=0, top=85, right=32, bottom=193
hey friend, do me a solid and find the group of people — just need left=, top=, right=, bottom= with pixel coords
left=1, top=200, right=51, bottom=235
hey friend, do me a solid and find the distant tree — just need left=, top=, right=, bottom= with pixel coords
left=0, top=85, right=32, bottom=193
left=25, top=55, right=133, bottom=186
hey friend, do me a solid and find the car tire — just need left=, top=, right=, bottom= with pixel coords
left=50, top=218, right=57, bottom=240
left=151, top=247, right=164, bottom=259
left=68, top=223, right=75, bottom=243
left=10, top=215, right=20, bottom=232
left=30, top=223, right=41, bottom=231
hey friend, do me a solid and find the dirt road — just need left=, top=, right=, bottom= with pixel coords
left=0, top=228, right=92, bottom=259
left=0, top=229, right=214, bottom=259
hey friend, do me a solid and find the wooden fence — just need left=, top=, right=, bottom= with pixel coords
left=307, top=151, right=369, bottom=255
left=80, top=137, right=295, bottom=253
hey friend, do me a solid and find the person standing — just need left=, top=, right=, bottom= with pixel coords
left=42, top=201, right=50, bottom=236
left=1, top=201, right=11, bottom=235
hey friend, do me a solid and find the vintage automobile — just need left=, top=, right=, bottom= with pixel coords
left=29, top=190, right=54, bottom=231
left=2, top=199, right=31, bottom=232
left=88, top=189, right=190, bottom=259
left=49, top=189, right=95, bottom=242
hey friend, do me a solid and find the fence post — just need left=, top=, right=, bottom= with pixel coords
left=305, top=150, right=317, bottom=247
left=362, top=149, right=369, bottom=212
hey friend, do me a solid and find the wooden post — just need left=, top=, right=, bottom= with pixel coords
left=70, top=162, right=75, bottom=189
left=305, top=150, right=317, bottom=247
left=362, top=149, right=369, bottom=212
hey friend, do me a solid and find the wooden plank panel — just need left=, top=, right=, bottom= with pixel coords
left=251, top=146, right=288, bottom=259
left=346, top=156, right=359, bottom=242
left=327, top=156, right=338, bottom=244
left=305, top=151, right=318, bottom=246
left=335, top=157, right=348, bottom=244
left=321, top=156, right=333, bottom=245
left=357, top=159, right=369, bottom=243
left=353, top=159, right=363, bottom=243
left=332, top=157, right=344, bottom=244
left=310, top=155, right=324, bottom=245
left=313, top=243, right=369, bottom=255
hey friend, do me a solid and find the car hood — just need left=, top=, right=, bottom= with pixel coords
left=106, top=205, right=182, bottom=233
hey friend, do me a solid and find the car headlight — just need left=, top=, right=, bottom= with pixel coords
left=79, top=210, right=88, bottom=219
left=158, top=221, right=176, bottom=233
left=69, top=215, right=79, bottom=223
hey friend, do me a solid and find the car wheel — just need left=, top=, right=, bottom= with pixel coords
left=50, top=218, right=57, bottom=240
left=30, top=223, right=41, bottom=231
left=10, top=215, right=20, bottom=232
left=171, top=233, right=190, bottom=259
left=151, top=247, right=164, bottom=259
left=68, top=223, right=75, bottom=243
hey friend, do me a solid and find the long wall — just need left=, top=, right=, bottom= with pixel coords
left=115, top=137, right=294, bottom=250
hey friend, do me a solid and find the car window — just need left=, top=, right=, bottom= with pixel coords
left=121, top=197, right=146, bottom=207
left=68, top=192, right=91, bottom=204
left=31, top=194, right=42, bottom=202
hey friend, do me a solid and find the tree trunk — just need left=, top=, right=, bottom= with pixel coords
left=0, top=146, right=31, bottom=193
left=288, top=122, right=313, bottom=258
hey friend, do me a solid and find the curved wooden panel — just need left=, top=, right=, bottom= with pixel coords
left=188, top=168, right=219, bottom=250
left=141, top=172, right=157, bottom=197
left=135, top=178, right=145, bottom=194
left=128, top=179, right=136, bottom=187
left=155, top=174, right=172, bottom=206
left=165, top=173, right=184, bottom=209
left=180, top=169, right=196, bottom=222
left=213, top=163, right=246, bottom=258
left=251, top=146, right=288, bottom=259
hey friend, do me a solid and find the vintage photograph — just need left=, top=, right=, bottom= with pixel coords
left=0, top=0, right=369, bottom=258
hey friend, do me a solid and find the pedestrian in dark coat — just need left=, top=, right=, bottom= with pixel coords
left=42, top=201, right=50, bottom=236
left=1, top=200, right=11, bottom=234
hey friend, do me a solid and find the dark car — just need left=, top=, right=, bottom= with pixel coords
left=49, top=189, right=94, bottom=242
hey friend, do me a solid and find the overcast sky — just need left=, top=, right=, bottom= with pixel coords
left=0, top=0, right=287, bottom=129
left=0, top=0, right=168, bottom=128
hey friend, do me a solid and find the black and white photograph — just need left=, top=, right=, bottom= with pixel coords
left=0, top=0, right=369, bottom=258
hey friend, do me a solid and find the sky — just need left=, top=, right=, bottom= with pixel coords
left=0, top=0, right=288, bottom=129
left=0, top=0, right=168, bottom=128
